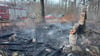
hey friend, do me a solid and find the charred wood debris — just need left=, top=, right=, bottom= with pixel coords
left=0, top=22, right=99, bottom=56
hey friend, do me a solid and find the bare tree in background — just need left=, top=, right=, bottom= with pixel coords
left=40, top=0, right=45, bottom=23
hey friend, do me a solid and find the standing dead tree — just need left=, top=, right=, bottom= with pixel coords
left=68, top=5, right=87, bottom=51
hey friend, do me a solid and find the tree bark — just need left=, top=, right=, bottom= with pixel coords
left=69, top=5, right=87, bottom=47
left=40, top=0, right=45, bottom=23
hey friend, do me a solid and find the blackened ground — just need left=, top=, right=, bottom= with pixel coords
left=0, top=22, right=100, bottom=56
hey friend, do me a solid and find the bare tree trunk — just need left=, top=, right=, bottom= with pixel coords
left=64, top=0, right=67, bottom=15
left=69, top=4, right=87, bottom=47
left=40, top=0, right=45, bottom=23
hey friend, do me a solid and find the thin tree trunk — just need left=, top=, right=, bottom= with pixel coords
left=40, top=0, right=45, bottom=23
left=64, top=0, right=67, bottom=15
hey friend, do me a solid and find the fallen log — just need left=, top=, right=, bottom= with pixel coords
left=0, top=42, right=21, bottom=45
left=47, top=51, right=57, bottom=56
left=8, top=48, right=26, bottom=51
left=40, top=51, right=50, bottom=56
left=0, top=33, right=15, bottom=39
left=47, top=46, right=63, bottom=56
left=34, top=47, right=46, bottom=56
left=45, top=44, right=59, bottom=50
left=86, top=29, right=100, bottom=35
